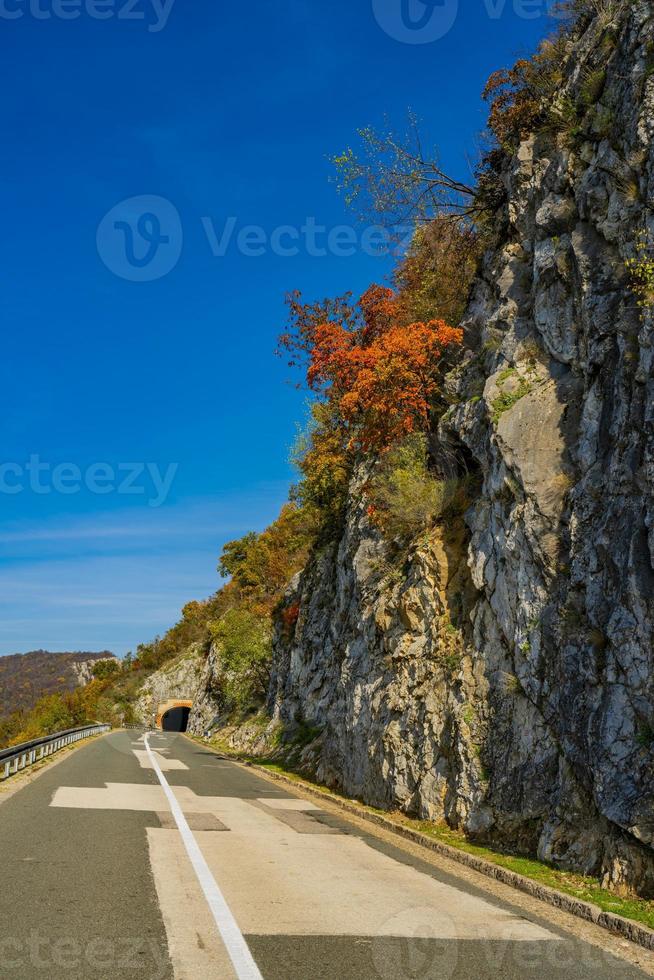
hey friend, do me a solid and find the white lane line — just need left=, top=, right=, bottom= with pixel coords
left=144, top=733, right=263, bottom=980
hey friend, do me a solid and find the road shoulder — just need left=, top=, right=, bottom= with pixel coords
left=0, top=730, right=112, bottom=808
left=183, top=736, right=654, bottom=978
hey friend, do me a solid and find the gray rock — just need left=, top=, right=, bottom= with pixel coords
left=263, top=3, right=654, bottom=899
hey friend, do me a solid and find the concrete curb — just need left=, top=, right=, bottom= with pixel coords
left=243, top=759, right=654, bottom=953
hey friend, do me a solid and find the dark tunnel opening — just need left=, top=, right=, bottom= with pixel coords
left=161, top=706, right=191, bottom=732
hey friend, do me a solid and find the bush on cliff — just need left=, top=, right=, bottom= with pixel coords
left=366, top=435, right=450, bottom=540
left=209, top=609, right=272, bottom=713
left=219, top=502, right=318, bottom=616
left=279, top=283, right=463, bottom=541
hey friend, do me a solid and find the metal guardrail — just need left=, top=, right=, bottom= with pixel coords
left=0, top=724, right=111, bottom=781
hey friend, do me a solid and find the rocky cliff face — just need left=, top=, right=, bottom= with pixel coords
left=69, top=656, right=116, bottom=688
left=187, top=644, right=225, bottom=734
left=268, top=4, right=654, bottom=897
left=134, top=648, right=204, bottom=725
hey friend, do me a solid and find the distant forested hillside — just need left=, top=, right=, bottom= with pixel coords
left=0, top=650, right=116, bottom=720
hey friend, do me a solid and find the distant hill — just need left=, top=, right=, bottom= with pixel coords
left=0, top=650, right=116, bottom=719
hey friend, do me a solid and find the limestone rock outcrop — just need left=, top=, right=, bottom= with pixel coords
left=134, top=648, right=204, bottom=726
left=267, top=4, right=654, bottom=896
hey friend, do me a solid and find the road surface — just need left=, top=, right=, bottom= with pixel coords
left=0, top=730, right=650, bottom=979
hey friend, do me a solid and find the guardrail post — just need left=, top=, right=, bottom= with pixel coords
left=0, top=724, right=109, bottom=782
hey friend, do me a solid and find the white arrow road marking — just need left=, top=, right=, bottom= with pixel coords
left=144, top=733, right=263, bottom=980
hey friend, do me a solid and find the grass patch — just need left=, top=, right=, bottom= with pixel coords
left=409, top=822, right=654, bottom=929
left=497, top=366, right=517, bottom=385
left=579, top=67, right=606, bottom=107
left=492, top=376, right=532, bottom=424
left=490, top=361, right=545, bottom=426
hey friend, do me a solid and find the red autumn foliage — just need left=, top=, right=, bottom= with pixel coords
left=277, top=291, right=358, bottom=374
left=285, top=284, right=463, bottom=452
left=281, top=602, right=301, bottom=635
left=359, top=284, right=399, bottom=342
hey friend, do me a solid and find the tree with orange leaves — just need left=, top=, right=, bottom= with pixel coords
left=338, top=318, right=462, bottom=451
left=282, top=284, right=463, bottom=454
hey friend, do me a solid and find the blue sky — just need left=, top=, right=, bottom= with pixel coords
left=0, top=0, right=552, bottom=656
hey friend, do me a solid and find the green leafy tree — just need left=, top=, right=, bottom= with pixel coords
left=92, top=659, right=121, bottom=681
left=209, top=609, right=272, bottom=712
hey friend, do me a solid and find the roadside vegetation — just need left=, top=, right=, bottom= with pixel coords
left=4, top=7, right=645, bottom=926
left=626, top=231, right=654, bottom=316
left=2, top=0, right=611, bottom=747
left=366, top=434, right=471, bottom=540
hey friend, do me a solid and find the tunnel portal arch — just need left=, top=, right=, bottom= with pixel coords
left=156, top=699, right=193, bottom=732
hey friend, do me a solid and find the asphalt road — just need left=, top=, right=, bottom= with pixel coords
left=0, top=730, right=650, bottom=980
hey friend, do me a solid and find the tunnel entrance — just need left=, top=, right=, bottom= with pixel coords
left=155, top=699, right=194, bottom=731
left=161, top=706, right=191, bottom=732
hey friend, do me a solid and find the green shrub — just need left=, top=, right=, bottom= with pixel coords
left=482, top=336, right=502, bottom=354
left=579, top=67, right=606, bottom=106
left=92, top=659, right=121, bottom=681
left=209, top=609, right=272, bottom=712
left=626, top=235, right=654, bottom=316
left=367, top=434, right=456, bottom=540
left=547, top=93, right=581, bottom=142
left=592, top=104, right=614, bottom=138
left=491, top=369, right=533, bottom=424
left=290, top=718, right=323, bottom=747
